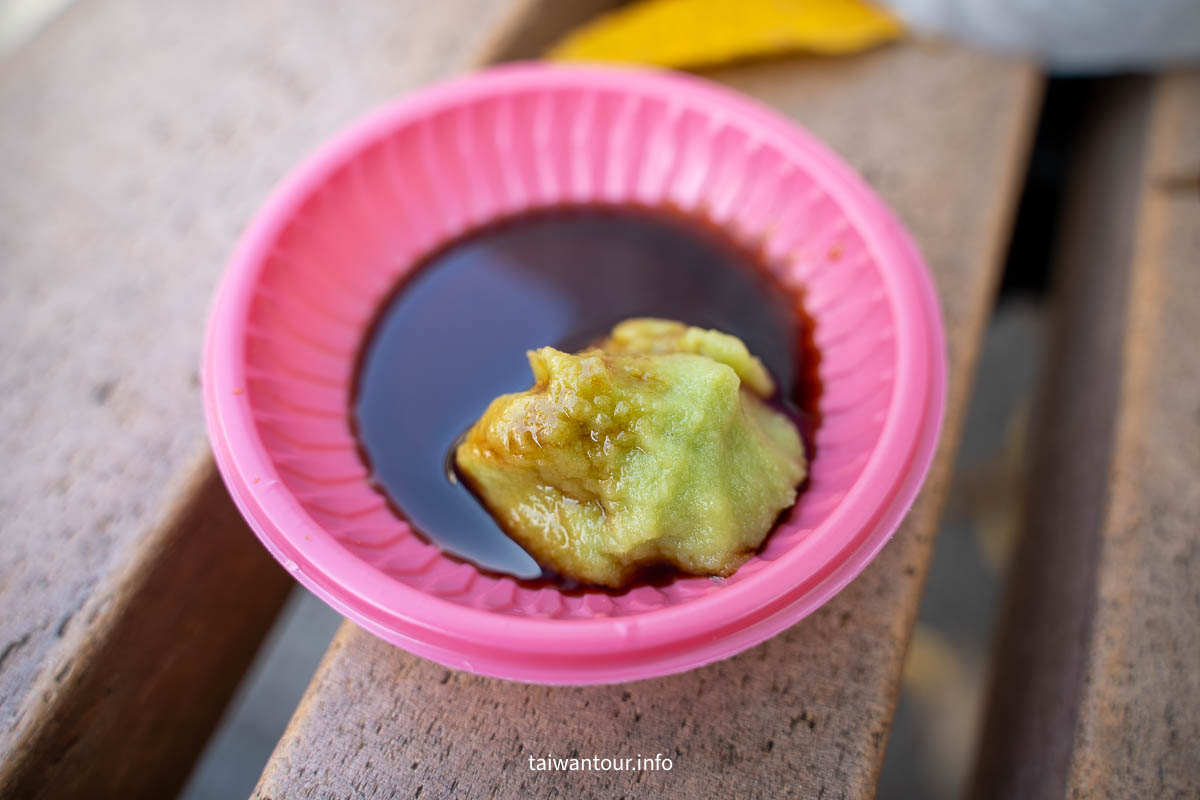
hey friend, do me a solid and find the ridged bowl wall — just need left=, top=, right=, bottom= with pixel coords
left=204, top=64, right=946, bottom=684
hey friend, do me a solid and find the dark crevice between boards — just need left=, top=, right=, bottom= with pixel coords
left=996, top=76, right=1104, bottom=302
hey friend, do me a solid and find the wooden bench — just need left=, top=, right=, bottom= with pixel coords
left=1, top=1, right=1195, bottom=797
left=973, top=72, right=1200, bottom=800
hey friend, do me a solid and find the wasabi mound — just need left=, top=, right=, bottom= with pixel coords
left=454, top=319, right=806, bottom=587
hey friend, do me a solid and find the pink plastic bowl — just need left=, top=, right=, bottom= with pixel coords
left=203, top=63, right=945, bottom=684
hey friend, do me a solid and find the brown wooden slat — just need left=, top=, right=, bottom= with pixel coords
left=1065, top=71, right=1200, bottom=798
left=252, top=43, right=1040, bottom=800
left=970, top=77, right=1154, bottom=800
left=0, top=1, right=557, bottom=797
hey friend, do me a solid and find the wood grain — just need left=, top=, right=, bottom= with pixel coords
left=1065, top=71, right=1200, bottom=799
left=253, top=43, right=1041, bottom=800
left=970, top=77, right=1153, bottom=800
left=0, top=0, right=553, bottom=796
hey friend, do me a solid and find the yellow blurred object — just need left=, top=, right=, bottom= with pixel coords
left=547, top=0, right=904, bottom=69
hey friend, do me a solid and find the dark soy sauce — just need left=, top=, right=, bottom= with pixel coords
left=352, top=206, right=819, bottom=583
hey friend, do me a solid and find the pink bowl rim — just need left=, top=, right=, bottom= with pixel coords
left=203, top=62, right=946, bottom=684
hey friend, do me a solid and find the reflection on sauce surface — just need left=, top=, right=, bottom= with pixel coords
left=352, top=206, right=819, bottom=584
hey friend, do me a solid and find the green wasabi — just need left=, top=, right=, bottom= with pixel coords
left=455, top=319, right=807, bottom=587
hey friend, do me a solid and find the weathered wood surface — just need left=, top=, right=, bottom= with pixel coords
left=253, top=43, right=1041, bottom=800
left=970, top=77, right=1153, bottom=800
left=0, top=0, right=549, bottom=797
left=1064, top=71, right=1200, bottom=799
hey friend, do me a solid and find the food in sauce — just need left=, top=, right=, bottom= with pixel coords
left=454, top=318, right=806, bottom=587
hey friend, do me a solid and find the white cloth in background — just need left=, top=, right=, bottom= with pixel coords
left=879, top=0, right=1200, bottom=72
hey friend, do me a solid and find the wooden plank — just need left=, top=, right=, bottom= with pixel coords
left=0, top=1, right=557, bottom=797
left=970, top=77, right=1153, bottom=800
left=253, top=43, right=1041, bottom=800
left=1064, top=71, right=1200, bottom=798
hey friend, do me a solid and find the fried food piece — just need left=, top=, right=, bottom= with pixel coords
left=455, top=319, right=806, bottom=587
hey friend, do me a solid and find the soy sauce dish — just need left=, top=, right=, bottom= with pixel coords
left=203, top=64, right=946, bottom=684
